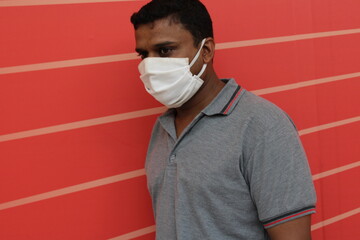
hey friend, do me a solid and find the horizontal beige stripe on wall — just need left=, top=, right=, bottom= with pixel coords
left=1, top=28, right=360, bottom=75
left=0, top=72, right=358, bottom=142
left=0, top=169, right=146, bottom=211
left=108, top=225, right=155, bottom=240
left=0, top=106, right=167, bottom=142
left=108, top=208, right=360, bottom=239
left=312, top=161, right=360, bottom=181
left=311, top=207, right=360, bottom=231
left=0, top=0, right=142, bottom=7
left=298, top=116, right=360, bottom=136
left=0, top=130, right=359, bottom=211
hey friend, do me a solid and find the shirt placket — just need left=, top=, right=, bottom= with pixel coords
left=166, top=112, right=205, bottom=165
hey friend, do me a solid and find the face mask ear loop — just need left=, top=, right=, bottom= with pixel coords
left=196, top=64, right=207, bottom=78
left=189, top=38, right=207, bottom=68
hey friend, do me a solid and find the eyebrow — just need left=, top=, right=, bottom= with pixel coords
left=135, top=41, right=177, bottom=53
left=154, top=41, right=177, bottom=48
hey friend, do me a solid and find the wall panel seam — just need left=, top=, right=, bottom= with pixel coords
left=0, top=151, right=358, bottom=211
left=0, top=0, right=143, bottom=7
left=1, top=29, right=360, bottom=75
left=107, top=208, right=360, bottom=239
left=1, top=73, right=359, bottom=142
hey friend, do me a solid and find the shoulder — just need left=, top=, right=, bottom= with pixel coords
left=231, top=90, right=301, bottom=161
left=235, top=90, right=297, bottom=134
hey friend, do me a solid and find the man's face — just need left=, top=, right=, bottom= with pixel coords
left=135, top=17, right=204, bottom=74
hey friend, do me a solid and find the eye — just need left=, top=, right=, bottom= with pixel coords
left=159, top=47, right=173, bottom=57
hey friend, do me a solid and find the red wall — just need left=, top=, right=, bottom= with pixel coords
left=1, top=0, right=359, bottom=239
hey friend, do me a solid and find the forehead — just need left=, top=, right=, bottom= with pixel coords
left=135, top=18, right=194, bottom=48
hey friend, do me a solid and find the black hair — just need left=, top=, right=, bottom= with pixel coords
left=130, top=0, right=213, bottom=46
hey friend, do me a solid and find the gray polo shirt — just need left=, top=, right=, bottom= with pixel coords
left=145, top=79, right=316, bottom=240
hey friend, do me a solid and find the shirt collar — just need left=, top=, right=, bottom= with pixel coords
left=201, top=78, right=244, bottom=116
left=158, top=79, right=243, bottom=138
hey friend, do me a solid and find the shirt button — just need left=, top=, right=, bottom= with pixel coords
left=169, top=154, right=176, bottom=163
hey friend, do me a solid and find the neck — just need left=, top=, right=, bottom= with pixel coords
left=175, top=71, right=224, bottom=120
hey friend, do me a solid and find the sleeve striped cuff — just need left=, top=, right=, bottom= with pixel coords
left=262, top=206, right=316, bottom=229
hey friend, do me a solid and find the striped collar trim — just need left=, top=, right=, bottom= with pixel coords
left=221, top=86, right=243, bottom=114
left=202, top=79, right=244, bottom=116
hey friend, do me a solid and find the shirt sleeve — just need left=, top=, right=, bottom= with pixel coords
left=243, top=110, right=317, bottom=229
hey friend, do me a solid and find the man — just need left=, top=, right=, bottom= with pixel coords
left=130, top=0, right=316, bottom=239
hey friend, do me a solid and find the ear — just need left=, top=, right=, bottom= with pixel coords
left=202, top=37, right=215, bottom=64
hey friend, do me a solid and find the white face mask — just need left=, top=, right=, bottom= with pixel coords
left=138, top=39, right=207, bottom=108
